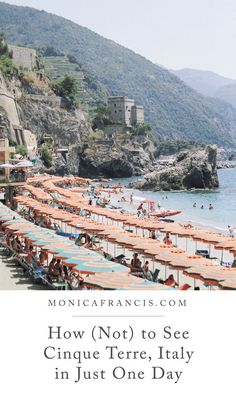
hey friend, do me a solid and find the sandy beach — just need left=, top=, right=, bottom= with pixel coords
left=0, top=246, right=43, bottom=290
left=0, top=178, right=234, bottom=291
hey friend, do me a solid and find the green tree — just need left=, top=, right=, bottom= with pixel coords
left=92, top=106, right=111, bottom=129
left=0, top=32, right=18, bottom=79
left=0, top=32, right=8, bottom=56
left=133, top=123, right=151, bottom=136
left=41, top=146, right=52, bottom=168
left=16, top=144, right=27, bottom=157
left=52, top=75, right=78, bottom=109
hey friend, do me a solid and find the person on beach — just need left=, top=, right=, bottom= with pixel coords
left=50, top=259, right=62, bottom=281
left=163, top=232, right=173, bottom=245
left=193, top=203, right=196, bottom=208
left=209, top=204, right=213, bottom=210
left=228, top=225, right=235, bottom=238
left=149, top=230, right=156, bottom=240
left=182, top=223, right=193, bottom=229
left=130, top=192, right=134, bottom=204
left=143, top=261, right=153, bottom=280
left=143, top=208, right=147, bottom=216
left=137, top=202, right=144, bottom=216
left=137, top=202, right=144, bottom=211
left=201, top=205, right=204, bottom=209
left=39, top=250, right=47, bottom=265
left=164, top=274, right=178, bottom=288
left=131, top=253, right=142, bottom=271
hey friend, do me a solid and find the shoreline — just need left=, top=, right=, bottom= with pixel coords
left=104, top=167, right=236, bottom=233
left=104, top=187, right=228, bottom=236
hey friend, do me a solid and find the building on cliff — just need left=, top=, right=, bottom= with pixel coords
left=108, top=96, right=144, bottom=127
left=8, top=44, right=44, bottom=80
left=8, top=45, right=37, bottom=72
left=0, top=70, right=37, bottom=155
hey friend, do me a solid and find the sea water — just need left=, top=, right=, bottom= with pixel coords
left=110, top=167, right=236, bottom=232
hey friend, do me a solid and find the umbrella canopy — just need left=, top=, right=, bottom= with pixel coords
left=15, top=160, right=33, bottom=167
left=70, top=259, right=129, bottom=274
left=0, top=163, right=15, bottom=168
left=83, top=272, right=171, bottom=290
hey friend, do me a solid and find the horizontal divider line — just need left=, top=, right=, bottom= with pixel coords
left=72, top=315, right=165, bottom=318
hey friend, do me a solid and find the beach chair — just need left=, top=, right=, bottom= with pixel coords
left=178, top=284, right=191, bottom=290
left=220, top=261, right=232, bottom=267
left=41, top=275, right=66, bottom=290
left=152, top=269, right=160, bottom=282
left=103, top=251, right=112, bottom=260
left=196, top=250, right=209, bottom=258
left=18, top=257, right=31, bottom=273
left=114, top=254, right=126, bottom=262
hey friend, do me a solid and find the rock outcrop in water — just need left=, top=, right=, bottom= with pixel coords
left=132, top=145, right=219, bottom=191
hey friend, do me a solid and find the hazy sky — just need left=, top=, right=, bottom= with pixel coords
left=4, top=0, right=236, bottom=78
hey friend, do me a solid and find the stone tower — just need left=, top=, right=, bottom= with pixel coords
left=108, top=96, right=144, bottom=126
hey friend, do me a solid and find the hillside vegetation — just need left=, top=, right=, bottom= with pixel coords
left=173, top=68, right=236, bottom=109
left=41, top=54, right=108, bottom=113
left=0, top=2, right=236, bottom=146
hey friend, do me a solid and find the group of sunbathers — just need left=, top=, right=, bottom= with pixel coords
left=47, top=258, right=84, bottom=288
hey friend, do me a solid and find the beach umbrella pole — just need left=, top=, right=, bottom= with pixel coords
left=209, top=244, right=211, bottom=258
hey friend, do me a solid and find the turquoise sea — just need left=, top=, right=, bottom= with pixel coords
left=110, top=167, right=236, bottom=232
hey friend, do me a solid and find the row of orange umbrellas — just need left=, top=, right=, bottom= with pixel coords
left=15, top=194, right=235, bottom=289
left=27, top=175, right=236, bottom=255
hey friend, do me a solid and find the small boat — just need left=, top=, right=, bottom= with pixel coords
left=150, top=209, right=182, bottom=218
left=100, top=179, right=110, bottom=183
left=159, top=218, right=175, bottom=223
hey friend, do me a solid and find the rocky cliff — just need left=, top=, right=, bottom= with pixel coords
left=19, top=97, right=89, bottom=147
left=78, top=132, right=156, bottom=178
left=17, top=93, right=156, bottom=178
left=0, top=49, right=156, bottom=178
left=132, top=145, right=219, bottom=191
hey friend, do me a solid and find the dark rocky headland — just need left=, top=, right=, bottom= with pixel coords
left=131, top=145, right=219, bottom=191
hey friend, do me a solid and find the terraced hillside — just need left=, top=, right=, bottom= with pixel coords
left=42, top=55, right=108, bottom=113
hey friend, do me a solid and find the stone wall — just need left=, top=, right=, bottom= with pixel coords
left=22, top=129, right=37, bottom=158
left=103, top=124, right=129, bottom=136
left=8, top=45, right=37, bottom=72
left=0, top=91, right=20, bottom=127
left=26, top=94, right=62, bottom=108
left=131, top=105, right=144, bottom=125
